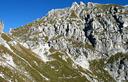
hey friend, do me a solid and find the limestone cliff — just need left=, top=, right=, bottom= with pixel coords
left=0, top=2, right=128, bottom=82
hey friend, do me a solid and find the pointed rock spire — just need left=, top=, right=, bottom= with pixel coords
left=80, top=1, right=85, bottom=6
left=72, top=2, right=79, bottom=6
left=87, top=2, right=95, bottom=8
left=0, top=20, right=4, bottom=34
left=70, top=2, right=79, bottom=10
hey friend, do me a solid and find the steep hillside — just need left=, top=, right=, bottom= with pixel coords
left=0, top=2, right=128, bottom=82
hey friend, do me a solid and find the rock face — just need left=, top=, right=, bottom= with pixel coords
left=0, top=21, right=3, bottom=34
left=0, top=2, right=128, bottom=82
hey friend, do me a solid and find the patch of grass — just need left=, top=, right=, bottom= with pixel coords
left=9, top=44, right=89, bottom=82
left=69, top=10, right=79, bottom=18
left=44, top=36, right=49, bottom=42
left=107, top=52, right=128, bottom=64
left=0, top=45, right=37, bottom=82
left=84, top=42, right=95, bottom=51
left=35, top=19, right=45, bottom=25
left=8, top=44, right=51, bottom=81
left=11, top=27, right=29, bottom=37
left=0, top=77, right=7, bottom=82
left=48, top=51, right=89, bottom=82
left=49, top=47, right=57, bottom=53
left=0, top=66, right=29, bottom=82
left=1, top=33, right=12, bottom=42
left=50, top=35, right=63, bottom=41
left=96, top=4, right=123, bottom=11
left=89, top=59, right=116, bottom=82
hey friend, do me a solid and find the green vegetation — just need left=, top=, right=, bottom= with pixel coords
left=89, top=59, right=116, bottom=82
left=49, top=51, right=89, bottom=82
left=107, top=52, right=128, bottom=64
left=84, top=42, right=95, bottom=50
left=1, top=40, right=125, bottom=82
left=69, top=10, right=79, bottom=18
left=50, top=35, right=63, bottom=41
left=0, top=77, right=7, bottom=82
left=49, top=47, right=57, bottom=53
left=0, top=66, right=30, bottom=82
left=11, top=18, right=45, bottom=38
left=1, top=3, right=128, bottom=82
left=0, top=42, right=90, bottom=82
left=44, top=36, right=49, bottom=42
left=35, top=19, right=45, bottom=25
left=1, top=33, right=12, bottom=42
left=0, top=45, right=33, bottom=82
left=96, top=4, right=123, bottom=10
left=89, top=52, right=128, bottom=82
left=15, top=18, right=44, bottom=30
left=12, top=27, right=29, bottom=37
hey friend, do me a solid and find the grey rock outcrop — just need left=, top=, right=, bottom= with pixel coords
left=8, top=2, right=128, bottom=82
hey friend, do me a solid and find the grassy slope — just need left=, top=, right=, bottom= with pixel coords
left=1, top=32, right=127, bottom=82
left=0, top=34, right=89, bottom=82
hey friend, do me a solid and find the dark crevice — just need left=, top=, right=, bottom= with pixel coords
left=109, top=7, right=118, bottom=14
left=110, top=7, right=124, bottom=34
left=48, top=41, right=51, bottom=47
left=54, top=24, right=58, bottom=34
left=120, top=59, right=125, bottom=65
left=119, top=59, right=125, bottom=69
left=83, top=14, right=96, bottom=47
left=65, top=24, right=69, bottom=36
left=113, top=15, right=124, bottom=34
left=83, top=50, right=88, bottom=58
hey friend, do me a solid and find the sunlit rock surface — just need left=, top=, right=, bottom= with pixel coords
left=0, top=2, right=128, bottom=82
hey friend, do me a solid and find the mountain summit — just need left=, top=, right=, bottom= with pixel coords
left=0, top=2, right=128, bottom=82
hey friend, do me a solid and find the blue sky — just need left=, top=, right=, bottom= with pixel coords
left=0, top=0, right=128, bottom=32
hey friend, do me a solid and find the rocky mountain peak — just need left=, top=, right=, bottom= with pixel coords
left=1, top=2, right=128, bottom=82
left=87, top=2, right=95, bottom=8
left=71, top=2, right=79, bottom=9
left=80, top=1, right=85, bottom=6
